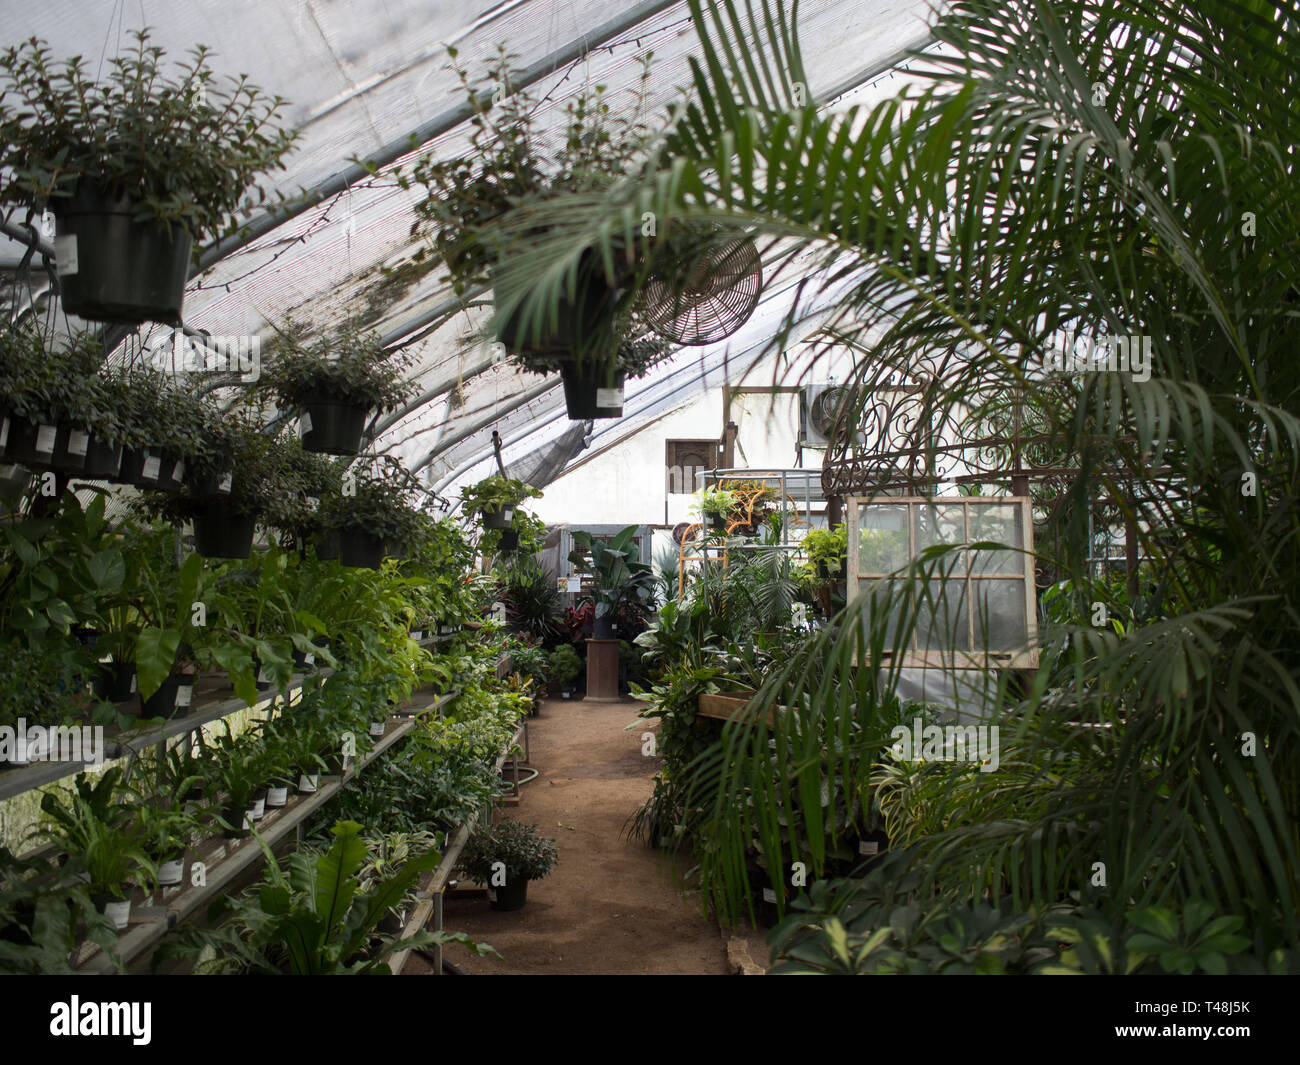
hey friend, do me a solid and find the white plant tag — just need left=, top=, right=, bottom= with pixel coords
left=859, top=840, right=879, bottom=856
left=35, top=424, right=57, bottom=454
left=487, top=888, right=497, bottom=903
left=67, top=429, right=89, bottom=457
left=142, top=453, right=161, bottom=480
left=502, top=507, right=515, bottom=522
left=130, top=674, right=138, bottom=693
left=172, top=459, right=186, bottom=481
left=762, top=887, right=777, bottom=904
left=0, top=416, right=9, bottom=449
left=304, top=653, right=315, bottom=666
left=53, top=233, right=78, bottom=276
left=300, top=412, right=313, bottom=436
left=175, top=684, right=193, bottom=708
left=218, top=471, right=234, bottom=493
left=369, top=721, right=386, bottom=737
left=298, top=773, right=318, bottom=793
left=596, top=387, right=623, bottom=407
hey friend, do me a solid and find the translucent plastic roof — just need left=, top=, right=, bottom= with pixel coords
left=5, top=0, right=938, bottom=492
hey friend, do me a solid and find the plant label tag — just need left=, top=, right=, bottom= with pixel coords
left=218, top=472, right=234, bottom=493
left=175, top=684, right=193, bottom=708
left=502, top=507, right=515, bottom=522
left=130, top=675, right=138, bottom=693
left=762, top=887, right=777, bottom=904
left=35, top=424, right=57, bottom=454
left=67, top=429, right=89, bottom=457
left=487, top=888, right=497, bottom=902
left=53, top=234, right=78, bottom=276
left=172, top=459, right=186, bottom=481
left=300, top=412, right=313, bottom=436
left=369, top=721, right=386, bottom=737
left=304, top=653, right=315, bottom=666
left=298, top=774, right=317, bottom=792
left=859, top=840, right=879, bottom=856
left=0, top=416, right=8, bottom=449
left=142, top=453, right=161, bottom=480
left=596, top=387, right=624, bottom=407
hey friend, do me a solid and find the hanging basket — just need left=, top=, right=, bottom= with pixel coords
left=338, top=528, right=385, bottom=568
left=496, top=528, right=520, bottom=552
left=185, top=466, right=234, bottom=501
left=297, top=395, right=369, bottom=456
left=193, top=503, right=256, bottom=559
left=52, top=425, right=91, bottom=473
left=312, top=529, right=341, bottom=561
left=0, top=463, right=32, bottom=498
left=3, top=416, right=62, bottom=469
left=482, top=505, right=515, bottom=530
left=494, top=249, right=616, bottom=354
left=558, top=361, right=625, bottom=420
left=55, top=186, right=193, bottom=325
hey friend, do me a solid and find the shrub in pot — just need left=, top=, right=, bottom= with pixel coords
left=0, top=30, right=297, bottom=324
left=547, top=643, right=582, bottom=697
left=257, top=319, right=417, bottom=456
left=458, top=819, right=558, bottom=911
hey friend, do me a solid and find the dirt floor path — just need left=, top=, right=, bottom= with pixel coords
left=405, top=695, right=735, bottom=975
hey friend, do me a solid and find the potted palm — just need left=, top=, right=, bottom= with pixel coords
left=257, top=319, right=417, bottom=456
left=0, top=31, right=297, bottom=324
left=458, top=819, right=558, bottom=911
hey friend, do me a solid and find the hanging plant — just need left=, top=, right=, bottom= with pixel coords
left=0, top=30, right=298, bottom=323
left=257, top=318, right=418, bottom=455
left=0, top=318, right=105, bottom=473
left=317, top=466, right=425, bottom=568
left=94, top=365, right=206, bottom=491
left=403, top=51, right=674, bottom=417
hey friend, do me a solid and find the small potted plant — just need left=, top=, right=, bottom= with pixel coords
left=547, top=643, right=582, bottom=698
left=802, top=525, right=848, bottom=580
left=257, top=319, right=417, bottom=455
left=460, top=474, right=542, bottom=551
left=96, top=365, right=205, bottom=492
left=0, top=31, right=297, bottom=323
left=458, top=819, right=558, bottom=911
left=692, top=485, right=739, bottom=531
left=135, top=803, right=196, bottom=890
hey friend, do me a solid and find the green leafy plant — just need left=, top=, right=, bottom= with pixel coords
left=568, top=526, right=653, bottom=634
left=258, top=318, right=417, bottom=412
left=0, top=29, right=297, bottom=244
left=459, top=819, right=558, bottom=884
left=459, top=475, right=541, bottom=516
left=547, top=643, right=581, bottom=690
left=801, top=526, right=848, bottom=577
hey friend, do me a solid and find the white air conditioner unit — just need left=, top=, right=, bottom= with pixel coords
left=801, top=384, right=854, bottom=448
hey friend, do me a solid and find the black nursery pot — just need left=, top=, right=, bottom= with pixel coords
left=55, top=185, right=193, bottom=325
left=338, top=528, right=385, bottom=569
left=193, top=503, right=256, bottom=559
left=496, top=528, right=520, bottom=552
left=313, top=530, right=341, bottom=561
left=185, top=467, right=234, bottom=501
left=140, top=674, right=196, bottom=719
left=482, top=506, right=514, bottom=531
left=0, top=463, right=31, bottom=498
left=494, top=249, right=615, bottom=354
left=3, top=416, right=61, bottom=469
left=82, top=435, right=124, bottom=480
left=558, top=361, right=624, bottom=420
left=489, top=876, right=529, bottom=912
left=120, top=448, right=183, bottom=491
left=298, top=395, right=369, bottom=456
left=94, top=661, right=137, bottom=703
left=52, top=425, right=90, bottom=472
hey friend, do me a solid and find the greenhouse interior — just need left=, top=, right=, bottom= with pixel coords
left=0, top=0, right=1295, bottom=1004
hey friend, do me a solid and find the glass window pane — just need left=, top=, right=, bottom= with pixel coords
left=973, top=579, right=1028, bottom=651
left=913, top=503, right=967, bottom=568
left=856, top=577, right=907, bottom=652
left=969, top=504, right=1024, bottom=575
left=914, top=577, right=971, bottom=652
left=857, top=504, right=910, bottom=573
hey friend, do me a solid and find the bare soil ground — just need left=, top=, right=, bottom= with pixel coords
left=403, top=696, right=738, bottom=975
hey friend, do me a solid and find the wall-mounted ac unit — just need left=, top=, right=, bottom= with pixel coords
left=801, top=384, right=853, bottom=448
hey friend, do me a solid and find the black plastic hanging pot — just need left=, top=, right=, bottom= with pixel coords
left=120, top=448, right=184, bottom=491
left=558, top=360, right=624, bottom=420
left=140, top=673, right=196, bottom=719
left=82, top=435, right=124, bottom=480
left=338, top=528, right=385, bottom=568
left=482, top=505, right=515, bottom=530
left=4, top=416, right=61, bottom=469
left=496, top=528, right=520, bottom=552
left=297, top=394, right=369, bottom=456
left=592, top=614, right=616, bottom=640
left=52, top=425, right=90, bottom=473
left=185, top=466, right=234, bottom=501
left=488, top=876, right=529, bottom=912
left=193, top=502, right=256, bottom=559
left=54, top=185, right=193, bottom=325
